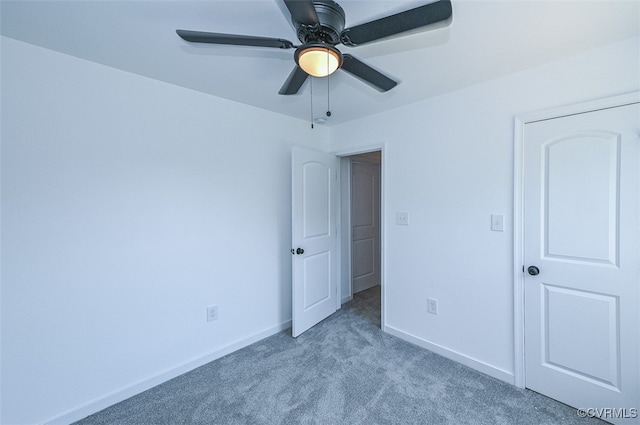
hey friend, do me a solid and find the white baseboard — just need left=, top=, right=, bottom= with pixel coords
left=384, top=325, right=515, bottom=385
left=43, top=320, right=292, bottom=425
left=43, top=321, right=513, bottom=425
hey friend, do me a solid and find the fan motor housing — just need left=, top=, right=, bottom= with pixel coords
left=294, top=0, right=346, bottom=45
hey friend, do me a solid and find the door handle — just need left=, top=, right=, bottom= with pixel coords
left=527, top=265, right=540, bottom=276
left=296, top=247, right=304, bottom=255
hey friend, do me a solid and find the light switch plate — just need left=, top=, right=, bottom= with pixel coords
left=396, top=212, right=409, bottom=226
left=491, top=214, right=504, bottom=232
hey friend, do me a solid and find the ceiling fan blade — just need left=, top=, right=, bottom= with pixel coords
left=341, top=54, right=397, bottom=92
left=279, top=66, right=309, bottom=95
left=283, top=0, right=319, bottom=26
left=176, top=30, right=295, bottom=49
left=340, top=0, right=452, bottom=46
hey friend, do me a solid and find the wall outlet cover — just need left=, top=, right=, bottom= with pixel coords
left=207, top=305, right=219, bottom=322
left=427, top=298, right=438, bottom=315
left=396, top=212, right=409, bottom=226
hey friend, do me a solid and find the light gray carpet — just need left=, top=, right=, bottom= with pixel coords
left=75, top=286, right=603, bottom=424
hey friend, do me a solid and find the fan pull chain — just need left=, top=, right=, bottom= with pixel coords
left=310, top=77, right=314, bottom=129
left=327, top=77, right=331, bottom=117
left=326, top=51, right=331, bottom=119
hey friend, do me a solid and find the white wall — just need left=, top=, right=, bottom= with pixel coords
left=330, top=36, right=640, bottom=382
left=0, top=37, right=329, bottom=425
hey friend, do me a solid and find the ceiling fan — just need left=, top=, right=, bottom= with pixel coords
left=176, top=0, right=452, bottom=95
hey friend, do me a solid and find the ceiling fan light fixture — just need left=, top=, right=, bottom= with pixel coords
left=295, top=44, right=342, bottom=77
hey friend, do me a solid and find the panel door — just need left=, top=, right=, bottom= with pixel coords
left=351, top=160, right=380, bottom=294
left=523, top=103, right=639, bottom=424
left=291, top=147, right=338, bottom=337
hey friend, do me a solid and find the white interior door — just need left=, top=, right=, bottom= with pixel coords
left=351, top=158, right=380, bottom=294
left=291, top=146, right=338, bottom=338
left=523, top=102, right=639, bottom=424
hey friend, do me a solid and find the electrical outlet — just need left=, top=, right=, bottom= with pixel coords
left=207, top=305, right=219, bottom=322
left=396, top=212, right=409, bottom=226
left=427, top=298, right=438, bottom=315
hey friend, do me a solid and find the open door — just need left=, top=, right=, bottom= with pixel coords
left=291, top=147, right=338, bottom=337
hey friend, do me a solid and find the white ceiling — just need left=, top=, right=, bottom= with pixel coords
left=2, top=0, right=639, bottom=126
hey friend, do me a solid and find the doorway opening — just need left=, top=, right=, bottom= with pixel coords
left=339, top=150, right=382, bottom=328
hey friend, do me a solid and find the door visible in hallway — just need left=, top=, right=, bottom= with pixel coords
left=523, top=102, right=639, bottom=424
left=351, top=156, right=380, bottom=294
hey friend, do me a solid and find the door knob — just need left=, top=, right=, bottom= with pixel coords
left=527, top=265, right=540, bottom=276
left=296, top=247, right=304, bottom=255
